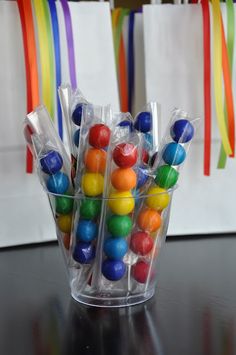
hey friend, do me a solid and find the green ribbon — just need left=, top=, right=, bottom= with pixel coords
left=114, top=8, right=130, bottom=67
left=217, top=0, right=234, bottom=168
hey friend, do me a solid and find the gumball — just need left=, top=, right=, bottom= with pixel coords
left=162, top=142, right=186, bottom=166
left=136, top=167, right=149, bottom=189
left=134, top=111, right=152, bottom=133
left=89, top=124, right=111, bottom=148
left=155, top=165, right=179, bottom=189
left=107, top=215, right=132, bottom=237
left=132, top=261, right=150, bottom=283
left=144, top=133, right=153, bottom=150
left=170, top=119, right=194, bottom=143
left=111, top=168, right=137, bottom=191
left=80, top=198, right=101, bottom=219
left=104, top=237, right=128, bottom=260
left=150, top=152, right=158, bottom=167
left=55, top=195, right=73, bottom=215
left=76, top=220, right=98, bottom=243
left=63, top=234, right=71, bottom=250
left=142, top=149, right=149, bottom=164
left=108, top=191, right=135, bottom=215
left=130, top=231, right=154, bottom=256
left=118, top=120, right=134, bottom=131
left=82, top=173, right=104, bottom=196
left=72, top=103, right=85, bottom=126
left=138, top=208, right=162, bottom=233
left=146, top=186, right=170, bottom=211
left=84, top=148, right=106, bottom=173
left=57, top=214, right=72, bottom=233
left=73, top=242, right=95, bottom=264
left=113, top=143, right=138, bottom=168
left=102, top=259, right=126, bottom=281
left=40, top=150, right=63, bottom=175
left=47, top=171, right=69, bottom=194
left=73, top=129, right=80, bottom=147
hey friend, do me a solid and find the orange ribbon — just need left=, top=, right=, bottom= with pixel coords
left=17, top=0, right=40, bottom=173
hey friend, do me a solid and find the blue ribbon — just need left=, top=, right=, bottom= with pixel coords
left=48, top=0, right=63, bottom=139
left=128, top=11, right=135, bottom=113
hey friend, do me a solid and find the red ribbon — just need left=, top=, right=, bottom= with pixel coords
left=17, top=0, right=40, bottom=173
left=201, top=0, right=211, bottom=176
left=119, top=34, right=129, bottom=112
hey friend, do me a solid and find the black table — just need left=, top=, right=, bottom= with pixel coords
left=1, top=236, right=236, bottom=355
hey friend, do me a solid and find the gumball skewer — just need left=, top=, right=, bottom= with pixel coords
left=130, top=109, right=198, bottom=290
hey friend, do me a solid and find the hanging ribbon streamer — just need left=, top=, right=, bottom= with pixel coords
left=221, top=19, right=235, bottom=152
left=17, top=0, right=40, bottom=173
left=201, top=0, right=211, bottom=176
left=60, top=0, right=77, bottom=90
left=211, top=0, right=232, bottom=156
left=128, top=11, right=135, bottom=114
left=48, top=0, right=63, bottom=139
left=217, top=0, right=235, bottom=167
left=112, top=8, right=129, bottom=112
left=112, top=8, right=122, bottom=66
left=33, top=0, right=55, bottom=120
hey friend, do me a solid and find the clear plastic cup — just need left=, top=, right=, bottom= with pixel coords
left=47, top=188, right=174, bottom=308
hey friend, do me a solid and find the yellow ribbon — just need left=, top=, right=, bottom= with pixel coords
left=211, top=0, right=232, bottom=155
left=33, top=0, right=55, bottom=119
left=111, top=8, right=121, bottom=68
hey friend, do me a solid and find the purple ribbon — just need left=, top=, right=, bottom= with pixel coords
left=48, top=0, right=63, bottom=139
left=60, top=0, right=77, bottom=90
left=128, top=11, right=135, bottom=113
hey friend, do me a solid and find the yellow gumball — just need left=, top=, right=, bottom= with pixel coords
left=57, top=214, right=72, bottom=233
left=145, top=186, right=170, bottom=211
left=108, top=191, right=135, bottom=215
left=82, top=173, right=104, bottom=196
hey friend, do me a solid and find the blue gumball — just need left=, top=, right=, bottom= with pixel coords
left=170, top=119, right=194, bottom=143
left=40, top=150, right=63, bottom=175
left=150, top=152, right=158, bottom=167
left=76, top=220, right=98, bottom=243
left=118, top=120, right=134, bottom=132
left=104, top=237, right=128, bottom=260
left=72, top=103, right=84, bottom=126
left=132, top=188, right=140, bottom=203
left=134, top=111, right=151, bottom=133
left=73, top=242, right=95, bottom=264
left=102, top=259, right=126, bottom=281
left=73, top=129, right=80, bottom=147
left=144, top=133, right=153, bottom=150
left=46, top=171, right=69, bottom=194
left=136, top=167, right=149, bottom=189
left=162, top=142, right=186, bottom=166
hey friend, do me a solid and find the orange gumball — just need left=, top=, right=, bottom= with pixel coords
left=63, top=234, right=71, bottom=250
left=138, top=208, right=162, bottom=233
left=84, top=148, right=106, bottom=173
left=111, top=168, right=137, bottom=191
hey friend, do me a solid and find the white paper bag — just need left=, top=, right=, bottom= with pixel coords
left=143, top=4, right=236, bottom=235
left=0, top=1, right=119, bottom=247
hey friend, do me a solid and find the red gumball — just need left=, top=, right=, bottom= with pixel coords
left=130, top=231, right=154, bottom=256
left=89, top=124, right=111, bottom=148
left=113, top=143, right=138, bottom=168
left=132, top=261, right=150, bottom=284
left=142, top=149, right=149, bottom=164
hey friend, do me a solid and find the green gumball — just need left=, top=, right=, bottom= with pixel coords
left=55, top=195, right=74, bottom=215
left=154, top=165, right=179, bottom=189
left=80, top=198, right=101, bottom=219
left=107, top=215, right=132, bottom=237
